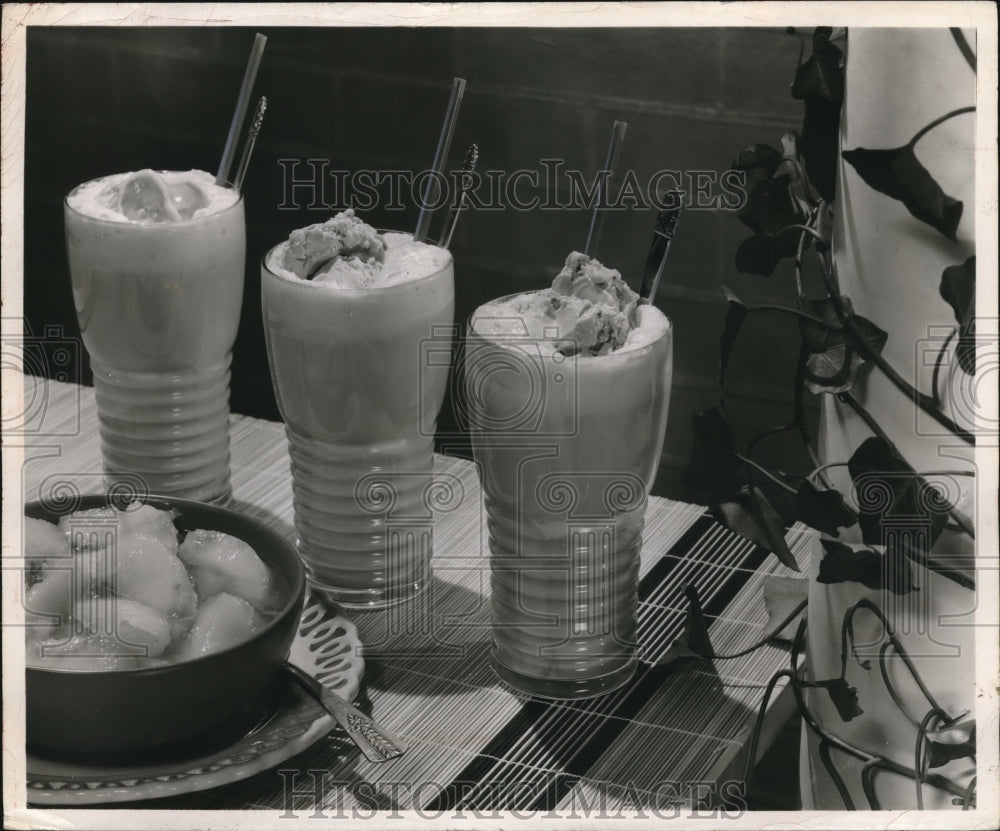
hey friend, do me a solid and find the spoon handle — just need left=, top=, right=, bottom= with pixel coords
left=284, top=662, right=407, bottom=763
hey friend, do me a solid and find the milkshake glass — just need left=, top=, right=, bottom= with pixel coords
left=466, top=293, right=672, bottom=698
left=64, top=170, right=245, bottom=503
left=262, top=229, right=454, bottom=608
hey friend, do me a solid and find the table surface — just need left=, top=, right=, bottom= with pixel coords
left=17, top=378, right=814, bottom=813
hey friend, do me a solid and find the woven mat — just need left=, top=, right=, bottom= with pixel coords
left=18, top=378, right=814, bottom=812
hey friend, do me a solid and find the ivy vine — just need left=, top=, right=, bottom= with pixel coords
left=682, top=26, right=977, bottom=581
left=667, top=27, right=979, bottom=809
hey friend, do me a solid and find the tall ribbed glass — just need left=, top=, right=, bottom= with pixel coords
left=261, top=239, right=454, bottom=608
left=64, top=178, right=245, bottom=504
left=466, top=296, right=672, bottom=698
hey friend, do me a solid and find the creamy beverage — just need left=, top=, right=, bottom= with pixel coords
left=467, top=252, right=672, bottom=698
left=262, top=211, right=454, bottom=608
left=64, top=170, right=245, bottom=503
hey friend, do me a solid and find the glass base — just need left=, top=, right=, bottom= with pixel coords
left=103, top=473, right=232, bottom=507
left=491, top=653, right=637, bottom=700
left=92, top=357, right=233, bottom=505
left=306, top=573, right=430, bottom=611
left=209, top=487, right=235, bottom=507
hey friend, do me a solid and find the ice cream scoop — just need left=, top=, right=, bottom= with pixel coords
left=476, top=252, right=640, bottom=356
left=279, top=209, right=386, bottom=281
left=267, top=210, right=450, bottom=289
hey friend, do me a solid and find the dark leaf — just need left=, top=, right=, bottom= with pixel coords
left=926, top=718, right=975, bottom=768
left=711, top=485, right=801, bottom=572
left=813, top=26, right=834, bottom=42
left=928, top=737, right=976, bottom=768
left=818, top=540, right=879, bottom=588
left=796, top=480, right=857, bottom=536
left=805, top=345, right=856, bottom=393
left=846, top=313, right=889, bottom=358
left=683, top=405, right=745, bottom=501
left=791, top=28, right=844, bottom=202
left=682, top=585, right=715, bottom=658
left=817, top=538, right=917, bottom=595
left=813, top=676, right=863, bottom=721
left=940, top=256, right=977, bottom=375
left=735, top=235, right=782, bottom=276
left=728, top=145, right=784, bottom=236
left=762, top=575, right=808, bottom=642
left=719, top=285, right=747, bottom=385
left=799, top=297, right=887, bottom=394
left=739, top=173, right=808, bottom=237
left=792, top=27, right=844, bottom=203
left=735, top=230, right=804, bottom=276
left=791, top=27, right=844, bottom=104
left=730, top=143, right=783, bottom=183
left=847, top=437, right=950, bottom=564
left=799, top=296, right=847, bottom=352
left=799, top=297, right=888, bottom=356
left=940, top=256, right=976, bottom=325
left=801, top=98, right=842, bottom=202
left=842, top=145, right=963, bottom=240
left=804, top=313, right=888, bottom=393
left=658, top=585, right=715, bottom=666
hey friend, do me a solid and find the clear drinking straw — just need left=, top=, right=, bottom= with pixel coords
left=583, top=120, right=627, bottom=257
left=216, top=33, right=268, bottom=187
left=414, top=77, right=467, bottom=243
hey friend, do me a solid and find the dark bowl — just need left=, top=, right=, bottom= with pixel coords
left=25, top=494, right=306, bottom=763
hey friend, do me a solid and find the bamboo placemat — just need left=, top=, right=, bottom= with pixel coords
left=18, top=378, right=814, bottom=812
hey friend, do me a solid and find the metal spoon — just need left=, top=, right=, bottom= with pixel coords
left=283, top=662, right=407, bottom=763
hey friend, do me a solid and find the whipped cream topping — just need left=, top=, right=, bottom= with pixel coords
left=67, top=169, right=239, bottom=224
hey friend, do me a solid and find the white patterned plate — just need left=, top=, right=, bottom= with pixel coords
left=26, top=598, right=362, bottom=806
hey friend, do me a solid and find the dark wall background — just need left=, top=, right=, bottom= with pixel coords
left=24, top=26, right=817, bottom=501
